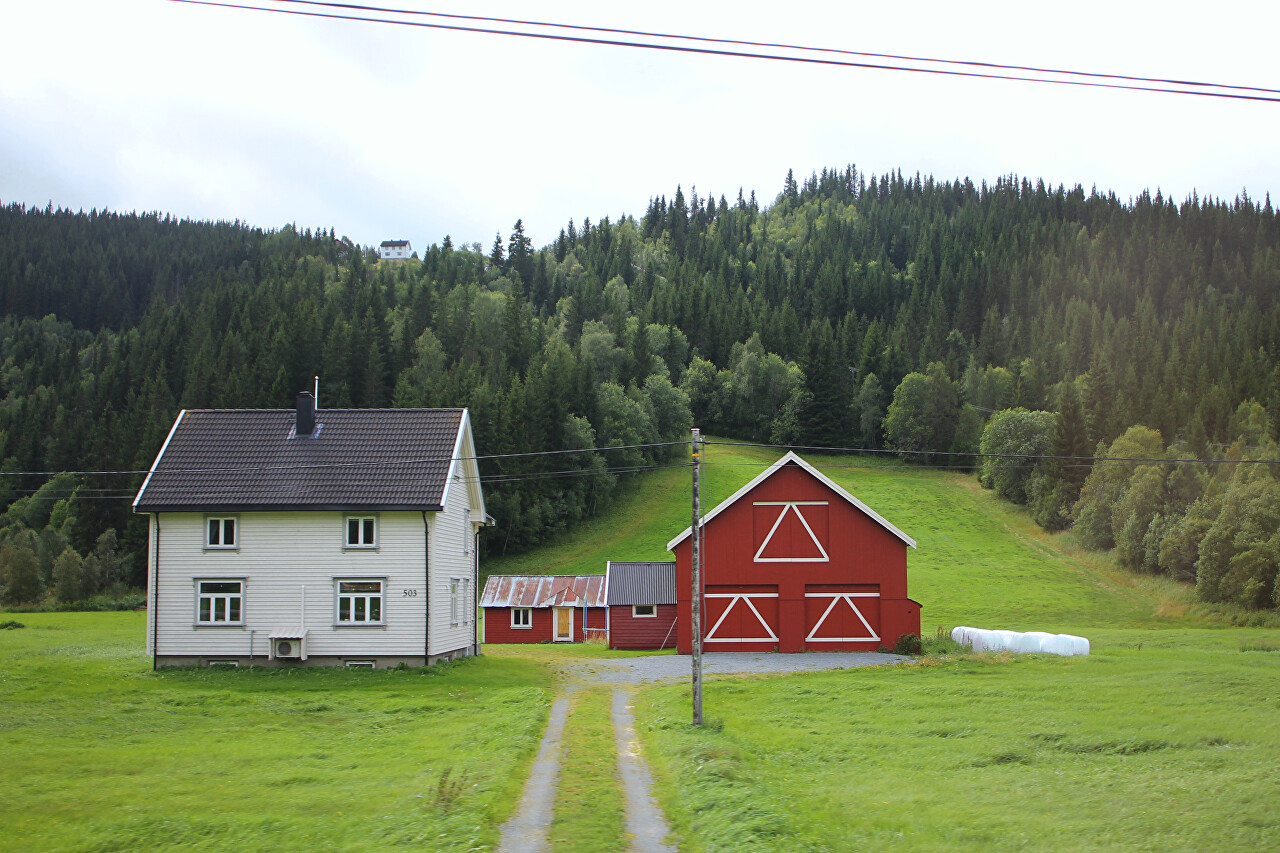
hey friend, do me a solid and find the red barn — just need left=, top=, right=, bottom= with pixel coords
left=606, top=561, right=678, bottom=650
left=667, top=451, right=920, bottom=654
left=480, top=575, right=607, bottom=644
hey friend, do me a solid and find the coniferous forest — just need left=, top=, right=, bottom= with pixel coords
left=1, top=167, right=1278, bottom=612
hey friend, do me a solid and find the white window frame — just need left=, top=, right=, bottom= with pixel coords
left=633, top=604, right=657, bottom=618
left=344, top=515, right=378, bottom=549
left=194, top=578, right=245, bottom=626
left=345, top=660, right=375, bottom=668
left=334, top=578, right=385, bottom=625
left=205, top=516, right=239, bottom=550
left=511, top=607, right=532, bottom=629
left=463, top=577, right=472, bottom=624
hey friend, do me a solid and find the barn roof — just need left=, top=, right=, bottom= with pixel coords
left=665, top=450, right=916, bottom=551
left=606, top=561, right=676, bottom=605
left=133, top=408, right=474, bottom=513
left=480, top=575, right=607, bottom=609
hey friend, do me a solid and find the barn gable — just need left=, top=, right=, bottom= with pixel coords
left=666, top=451, right=916, bottom=551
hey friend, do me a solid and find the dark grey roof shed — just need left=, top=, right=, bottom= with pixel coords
left=133, top=408, right=466, bottom=512
left=606, top=561, right=677, bottom=606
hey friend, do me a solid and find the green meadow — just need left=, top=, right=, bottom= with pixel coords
left=4, top=441, right=1279, bottom=851
left=0, top=613, right=551, bottom=852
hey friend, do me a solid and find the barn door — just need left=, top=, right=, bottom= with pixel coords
left=553, top=607, right=573, bottom=642
left=804, top=586, right=880, bottom=649
left=703, top=586, right=779, bottom=650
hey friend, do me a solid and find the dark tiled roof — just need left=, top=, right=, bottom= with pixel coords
left=480, top=575, right=607, bottom=608
left=607, top=561, right=677, bottom=605
left=134, top=408, right=465, bottom=512
left=380, top=240, right=410, bottom=247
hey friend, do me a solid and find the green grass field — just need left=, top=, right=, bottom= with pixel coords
left=4, top=441, right=1279, bottom=851
left=0, top=613, right=552, bottom=852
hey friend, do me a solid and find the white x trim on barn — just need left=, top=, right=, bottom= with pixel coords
left=704, top=593, right=779, bottom=643
left=804, top=592, right=881, bottom=642
left=753, top=501, right=830, bottom=562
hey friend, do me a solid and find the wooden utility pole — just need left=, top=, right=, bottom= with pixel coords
left=690, top=427, right=703, bottom=726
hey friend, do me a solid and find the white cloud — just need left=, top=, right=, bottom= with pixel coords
left=4, top=0, right=1278, bottom=248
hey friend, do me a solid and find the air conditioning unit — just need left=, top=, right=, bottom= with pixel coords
left=269, top=628, right=307, bottom=661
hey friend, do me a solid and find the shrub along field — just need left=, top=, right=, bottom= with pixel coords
left=3, top=442, right=1278, bottom=851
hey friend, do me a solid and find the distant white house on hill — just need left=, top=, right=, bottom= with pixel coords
left=133, top=392, right=489, bottom=669
left=379, top=239, right=412, bottom=260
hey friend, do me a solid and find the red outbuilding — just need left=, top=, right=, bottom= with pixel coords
left=667, top=451, right=921, bottom=654
left=606, top=561, right=678, bottom=650
left=480, top=575, right=607, bottom=644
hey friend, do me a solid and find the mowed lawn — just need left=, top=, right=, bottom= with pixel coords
left=637, top=635, right=1280, bottom=852
left=0, top=613, right=552, bottom=852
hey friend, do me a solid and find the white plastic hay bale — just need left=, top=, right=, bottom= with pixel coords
left=969, top=628, right=995, bottom=652
left=992, top=630, right=1021, bottom=651
left=1014, top=632, right=1046, bottom=653
left=950, top=626, right=1090, bottom=656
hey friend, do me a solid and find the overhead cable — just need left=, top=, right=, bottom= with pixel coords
left=266, top=0, right=1280, bottom=97
left=167, top=0, right=1280, bottom=103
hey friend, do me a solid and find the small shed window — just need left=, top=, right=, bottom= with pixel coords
left=345, top=516, right=377, bottom=548
left=206, top=517, right=237, bottom=549
left=633, top=604, right=657, bottom=618
left=511, top=608, right=532, bottom=628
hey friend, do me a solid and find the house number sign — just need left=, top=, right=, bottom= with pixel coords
left=402, top=589, right=418, bottom=597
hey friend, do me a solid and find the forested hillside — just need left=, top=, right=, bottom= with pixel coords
left=1, top=167, right=1278, bottom=610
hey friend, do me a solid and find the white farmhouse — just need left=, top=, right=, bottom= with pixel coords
left=133, top=393, right=488, bottom=668
left=379, top=239, right=412, bottom=260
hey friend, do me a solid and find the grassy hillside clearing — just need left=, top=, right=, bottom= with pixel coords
left=486, top=440, right=1212, bottom=632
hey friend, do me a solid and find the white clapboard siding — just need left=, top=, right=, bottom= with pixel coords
left=426, top=468, right=478, bottom=656
left=154, top=511, right=436, bottom=658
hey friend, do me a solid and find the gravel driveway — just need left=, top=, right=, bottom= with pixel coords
left=560, top=651, right=910, bottom=684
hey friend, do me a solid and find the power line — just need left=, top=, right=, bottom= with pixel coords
left=168, top=0, right=1280, bottom=104
left=701, top=439, right=1280, bottom=467
left=266, top=0, right=1280, bottom=98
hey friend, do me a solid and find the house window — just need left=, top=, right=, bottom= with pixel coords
left=450, top=578, right=460, bottom=626
left=463, top=578, right=472, bottom=624
left=345, top=516, right=377, bottom=548
left=633, top=604, right=657, bottom=618
left=345, top=660, right=375, bottom=668
left=196, top=580, right=243, bottom=625
left=206, top=517, right=237, bottom=549
left=336, top=580, right=384, bottom=624
left=511, top=608, right=532, bottom=628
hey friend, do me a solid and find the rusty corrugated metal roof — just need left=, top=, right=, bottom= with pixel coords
left=480, top=575, right=607, bottom=608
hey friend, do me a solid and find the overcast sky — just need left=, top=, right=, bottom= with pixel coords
left=5, top=0, right=1279, bottom=250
